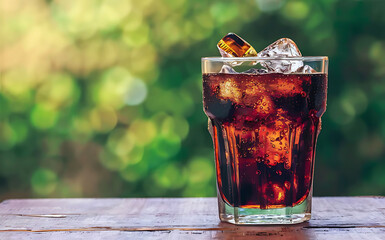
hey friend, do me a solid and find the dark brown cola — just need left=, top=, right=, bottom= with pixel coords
left=203, top=72, right=327, bottom=209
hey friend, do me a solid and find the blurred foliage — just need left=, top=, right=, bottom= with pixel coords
left=1, top=0, right=385, bottom=199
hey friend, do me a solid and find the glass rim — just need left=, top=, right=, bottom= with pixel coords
left=202, top=56, right=328, bottom=61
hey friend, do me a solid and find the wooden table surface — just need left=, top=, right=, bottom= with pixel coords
left=0, top=197, right=384, bottom=239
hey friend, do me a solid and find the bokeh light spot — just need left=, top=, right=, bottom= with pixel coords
left=341, top=88, right=368, bottom=115
left=93, top=67, right=132, bottom=109
left=2, top=70, right=34, bottom=112
left=154, top=163, right=186, bottom=189
left=36, top=73, right=79, bottom=108
left=10, top=117, right=28, bottom=144
left=99, top=149, right=124, bottom=170
left=358, top=134, right=384, bottom=159
left=210, top=2, right=240, bottom=24
left=93, top=67, right=147, bottom=108
left=98, top=0, right=132, bottom=30
left=122, top=11, right=143, bottom=32
left=123, top=23, right=149, bottom=47
left=71, top=112, right=94, bottom=140
left=31, top=168, right=58, bottom=196
left=107, top=127, right=135, bottom=157
left=187, top=157, right=213, bottom=184
left=30, top=104, right=58, bottom=129
left=120, top=160, right=148, bottom=182
left=0, top=121, right=17, bottom=150
left=152, top=134, right=181, bottom=158
left=124, top=78, right=147, bottom=106
left=145, top=88, right=194, bottom=116
left=125, top=146, right=144, bottom=166
left=129, top=119, right=157, bottom=146
left=89, top=106, right=117, bottom=133
left=328, top=98, right=355, bottom=125
left=100, top=145, right=144, bottom=171
left=369, top=41, right=385, bottom=63
left=161, top=115, right=189, bottom=140
left=282, top=1, right=309, bottom=20
left=256, top=0, right=285, bottom=12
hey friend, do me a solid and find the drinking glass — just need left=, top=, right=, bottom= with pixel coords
left=202, top=57, right=328, bottom=224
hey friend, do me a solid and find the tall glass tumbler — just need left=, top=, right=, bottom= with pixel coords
left=202, top=57, right=328, bottom=224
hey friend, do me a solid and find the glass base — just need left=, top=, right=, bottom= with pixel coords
left=218, top=193, right=312, bottom=225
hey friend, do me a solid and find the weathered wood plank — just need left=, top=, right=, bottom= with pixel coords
left=0, top=197, right=384, bottom=239
left=0, top=228, right=384, bottom=240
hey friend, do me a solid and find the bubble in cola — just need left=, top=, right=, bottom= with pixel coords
left=217, top=33, right=258, bottom=57
left=257, top=38, right=304, bottom=73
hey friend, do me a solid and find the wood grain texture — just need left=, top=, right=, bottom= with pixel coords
left=0, top=197, right=384, bottom=239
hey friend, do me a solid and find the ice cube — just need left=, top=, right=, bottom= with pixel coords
left=242, top=68, right=268, bottom=74
left=217, top=33, right=258, bottom=57
left=253, top=95, right=274, bottom=116
left=263, top=183, right=286, bottom=204
left=257, top=38, right=303, bottom=73
left=259, top=38, right=302, bottom=57
left=297, top=65, right=317, bottom=73
left=232, top=95, right=275, bottom=128
left=265, top=75, right=307, bottom=96
left=218, top=79, right=242, bottom=101
left=219, top=65, right=237, bottom=73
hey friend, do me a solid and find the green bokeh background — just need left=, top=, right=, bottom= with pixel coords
left=1, top=0, right=385, bottom=200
